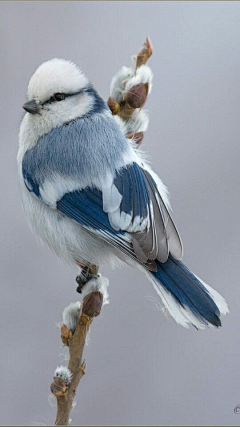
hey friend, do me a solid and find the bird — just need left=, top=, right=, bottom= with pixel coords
left=18, top=58, right=229, bottom=330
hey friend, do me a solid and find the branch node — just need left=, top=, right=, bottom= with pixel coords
left=80, top=359, right=86, bottom=372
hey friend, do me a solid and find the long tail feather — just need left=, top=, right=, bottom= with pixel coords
left=142, top=255, right=229, bottom=329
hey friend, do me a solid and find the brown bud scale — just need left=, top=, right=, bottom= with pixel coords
left=61, top=324, right=73, bottom=346
left=127, top=131, right=144, bottom=145
left=125, top=83, right=148, bottom=109
left=136, top=37, right=153, bottom=69
left=51, top=376, right=67, bottom=397
left=107, top=97, right=120, bottom=115
left=82, top=291, right=103, bottom=318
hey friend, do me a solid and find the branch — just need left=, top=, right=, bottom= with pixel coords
left=49, top=38, right=153, bottom=425
left=50, top=276, right=109, bottom=425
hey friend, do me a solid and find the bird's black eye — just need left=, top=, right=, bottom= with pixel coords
left=54, top=93, right=66, bottom=101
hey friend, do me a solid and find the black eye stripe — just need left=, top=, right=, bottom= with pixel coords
left=42, top=89, right=85, bottom=106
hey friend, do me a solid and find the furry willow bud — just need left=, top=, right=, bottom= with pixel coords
left=54, top=366, right=72, bottom=386
left=109, top=39, right=153, bottom=142
left=62, top=302, right=81, bottom=333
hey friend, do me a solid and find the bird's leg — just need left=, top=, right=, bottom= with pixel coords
left=76, top=265, right=92, bottom=293
left=76, top=262, right=99, bottom=294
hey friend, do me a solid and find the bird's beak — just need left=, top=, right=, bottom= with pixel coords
left=22, top=100, right=40, bottom=114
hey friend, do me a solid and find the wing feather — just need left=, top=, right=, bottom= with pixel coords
left=143, top=169, right=183, bottom=260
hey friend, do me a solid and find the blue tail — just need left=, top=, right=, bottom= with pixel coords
left=152, top=255, right=221, bottom=328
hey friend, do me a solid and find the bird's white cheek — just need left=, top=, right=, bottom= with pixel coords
left=41, top=93, right=94, bottom=130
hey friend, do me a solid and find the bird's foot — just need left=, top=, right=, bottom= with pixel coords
left=76, top=273, right=109, bottom=306
left=76, top=270, right=98, bottom=294
left=76, top=275, right=87, bottom=293
left=75, top=263, right=99, bottom=293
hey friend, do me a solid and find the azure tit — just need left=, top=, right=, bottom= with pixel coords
left=18, top=58, right=229, bottom=329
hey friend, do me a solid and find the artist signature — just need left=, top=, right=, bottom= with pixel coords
left=234, top=404, right=240, bottom=414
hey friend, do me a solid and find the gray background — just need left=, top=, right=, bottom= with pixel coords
left=0, top=1, right=239, bottom=425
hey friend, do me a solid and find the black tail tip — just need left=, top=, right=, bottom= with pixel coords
left=212, top=316, right=222, bottom=328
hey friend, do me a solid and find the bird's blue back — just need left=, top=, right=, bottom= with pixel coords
left=22, top=107, right=129, bottom=187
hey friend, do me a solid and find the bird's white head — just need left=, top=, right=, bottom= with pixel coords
left=22, top=58, right=99, bottom=133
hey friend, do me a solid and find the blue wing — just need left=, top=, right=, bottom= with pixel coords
left=56, top=184, right=156, bottom=270
left=23, top=157, right=182, bottom=270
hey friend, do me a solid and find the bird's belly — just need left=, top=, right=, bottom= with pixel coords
left=19, top=175, right=124, bottom=268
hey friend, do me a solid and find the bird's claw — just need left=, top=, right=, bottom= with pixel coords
left=76, top=268, right=98, bottom=294
left=76, top=275, right=87, bottom=293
